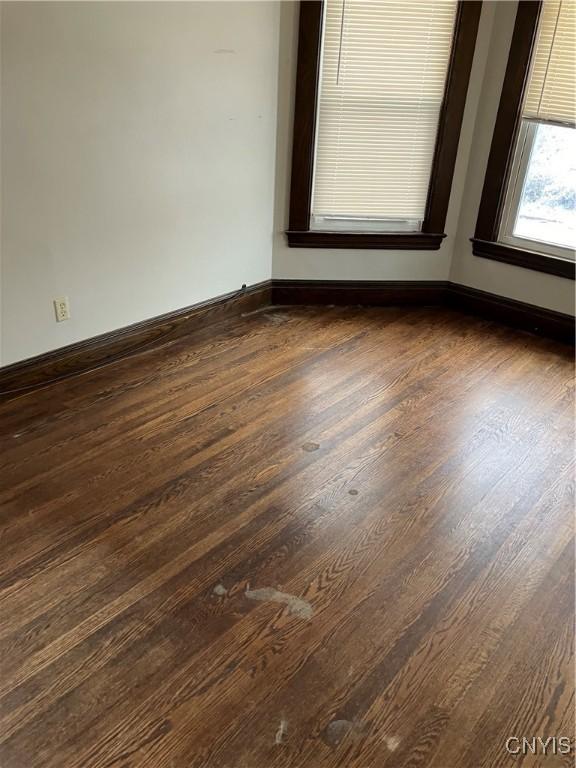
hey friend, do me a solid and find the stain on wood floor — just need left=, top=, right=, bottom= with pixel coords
left=0, top=306, right=574, bottom=768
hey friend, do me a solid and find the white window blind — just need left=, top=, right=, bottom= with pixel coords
left=311, top=0, right=458, bottom=230
left=523, top=0, right=576, bottom=126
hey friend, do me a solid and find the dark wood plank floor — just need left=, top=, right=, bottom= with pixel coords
left=0, top=306, right=574, bottom=768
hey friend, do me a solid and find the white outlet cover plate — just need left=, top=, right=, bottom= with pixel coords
left=54, top=297, right=70, bottom=322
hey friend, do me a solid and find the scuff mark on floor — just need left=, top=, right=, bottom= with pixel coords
left=266, top=312, right=291, bottom=325
left=245, top=586, right=313, bottom=619
left=384, top=735, right=401, bottom=751
left=213, top=583, right=228, bottom=596
left=325, top=719, right=354, bottom=746
left=275, top=718, right=288, bottom=745
left=302, top=442, right=320, bottom=452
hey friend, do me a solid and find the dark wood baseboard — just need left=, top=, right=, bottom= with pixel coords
left=446, top=283, right=575, bottom=345
left=0, top=281, right=271, bottom=398
left=272, top=279, right=449, bottom=306
left=273, top=279, right=574, bottom=345
left=2, top=278, right=572, bottom=398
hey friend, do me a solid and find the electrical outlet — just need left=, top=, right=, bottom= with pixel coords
left=53, top=297, right=71, bottom=322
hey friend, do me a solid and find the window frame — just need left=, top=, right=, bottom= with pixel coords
left=472, top=1, right=576, bottom=280
left=286, top=0, right=482, bottom=250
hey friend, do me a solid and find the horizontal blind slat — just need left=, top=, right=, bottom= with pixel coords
left=523, top=0, right=576, bottom=125
left=311, top=0, right=458, bottom=222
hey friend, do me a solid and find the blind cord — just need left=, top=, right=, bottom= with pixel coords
left=336, top=0, right=347, bottom=85
left=536, top=0, right=562, bottom=117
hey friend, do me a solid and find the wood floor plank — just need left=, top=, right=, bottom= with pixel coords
left=0, top=306, right=573, bottom=768
left=0, top=308, right=490, bottom=632
left=0, top=312, right=530, bottom=686
left=0, top=308, right=448, bottom=562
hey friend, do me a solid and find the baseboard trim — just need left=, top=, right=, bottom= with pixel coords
left=273, top=279, right=574, bottom=345
left=1, top=278, right=572, bottom=398
left=272, top=279, right=449, bottom=306
left=446, top=283, right=575, bottom=345
left=0, top=280, right=271, bottom=398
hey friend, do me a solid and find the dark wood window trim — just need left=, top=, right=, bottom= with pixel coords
left=472, top=1, right=575, bottom=280
left=286, top=0, right=482, bottom=250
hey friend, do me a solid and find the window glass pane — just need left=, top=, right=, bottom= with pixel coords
left=513, top=123, right=576, bottom=250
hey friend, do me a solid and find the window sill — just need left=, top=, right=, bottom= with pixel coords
left=286, top=231, right=446, bottom=250
left=471, top=238, right=575, bottom=280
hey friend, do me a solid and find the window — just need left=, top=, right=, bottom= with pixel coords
left=473, top=0, right=575, bottom=279
left=287, top=0, right=482, bottom=249
left=311, top=0, right=457, bottom=233
left=500, top=122, right=576, bottom=258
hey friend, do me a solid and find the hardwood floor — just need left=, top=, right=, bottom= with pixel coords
left=0, top=306, right=574, bottom=768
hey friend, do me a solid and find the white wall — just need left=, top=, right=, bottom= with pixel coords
left=0, top=4, right=2, bottom=366
left=450, top=0, right=575, bottom=315
left=1, top=1, right=572, bottom=369
left=0, top=1, right=279, bottom=365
